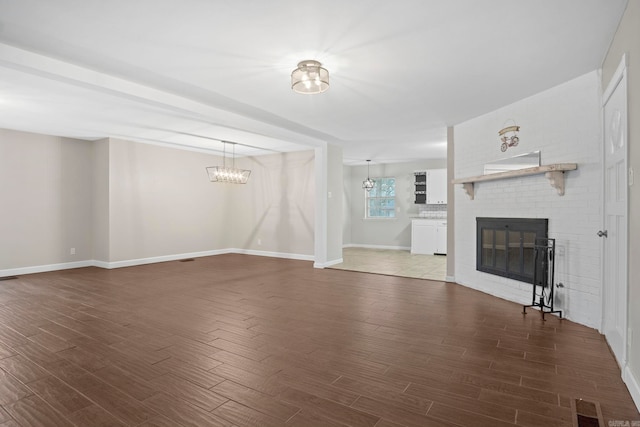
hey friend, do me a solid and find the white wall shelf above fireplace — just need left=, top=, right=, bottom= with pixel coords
left=452, top=163, right=578, bottom=200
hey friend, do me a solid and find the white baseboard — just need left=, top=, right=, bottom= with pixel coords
left=445, top=275, right=456, bottom=283
left=230, top=248, right=314, bottom=262
left=99, top=249, right=230, bottom=269
left=0, top=260, right=95, bottom=277
left=92, top=260, right=111, bottom=269
left=624, top=365, right=640, bottom=412
left=343, top=244, right=411, bottom=251
left=314, top=258, right=344, bottom=269
left=2, top=249, right=316, bottom=275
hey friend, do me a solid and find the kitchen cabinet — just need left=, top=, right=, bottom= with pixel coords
left=426, top=169, right=447, bottom=204
left=411, top=219, right=447, bottom=255
left=413, top=172, right=426, bottom=204
left=435, top=222, right=447, bottom=255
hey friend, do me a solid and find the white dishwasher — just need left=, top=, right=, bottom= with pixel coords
left=411, top=219, right=447, bottom=255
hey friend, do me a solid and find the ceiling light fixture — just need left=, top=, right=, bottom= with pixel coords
left=291, top=60, right=329, bottom=94
left=362, top=160, right=375, bottom=191
left=206, top=142, right=251, bottom=184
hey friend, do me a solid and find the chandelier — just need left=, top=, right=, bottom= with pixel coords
left=291, top=60, right=329, bottom=94
left=362, top=160, right=375, bottom=191
left=206, top=142, right=251, bottom=184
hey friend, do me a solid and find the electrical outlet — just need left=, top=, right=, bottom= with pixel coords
left=70, top=248, right=76, bottom=255
left=630, top=167, right=634, bottom=187
left=257, top=238, right=262, bottom=246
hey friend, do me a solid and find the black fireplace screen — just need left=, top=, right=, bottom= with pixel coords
left=476, top=217, right=548, bottom=285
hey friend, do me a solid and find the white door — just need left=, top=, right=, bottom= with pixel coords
left=601, top=57, right=628, bottom=369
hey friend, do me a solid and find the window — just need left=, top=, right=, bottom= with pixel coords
left=365, top=177, right=396, bottom=218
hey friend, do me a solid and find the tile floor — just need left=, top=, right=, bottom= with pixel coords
left=329, top=247, right=447, bottom=281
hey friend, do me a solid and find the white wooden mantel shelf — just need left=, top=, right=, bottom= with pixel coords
left=452, top=163, right=578, bottom=200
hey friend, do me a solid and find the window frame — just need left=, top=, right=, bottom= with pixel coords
left=364, top=176, right=396, bottom=219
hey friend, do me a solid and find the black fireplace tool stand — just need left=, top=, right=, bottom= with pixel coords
left=523, top=238, right=563, bottom=320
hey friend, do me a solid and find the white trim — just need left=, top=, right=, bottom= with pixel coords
left=343, top=243, right=411, bottom=251
left=92, top=260, right=111, bottom=269
left=314, top=258, right=344, bottom=269
left=100, top=249, right=230, bottom=269
left=624, top=365, right=640, bottom=412
left=602, top=53, right=627, bottom=105
left=2, top=249, right=316, bottom=274
left=601, top=54, right=630, bottom=367
left=445, top=275, right=456, bottom=283
left=230, top=249, right=314, bottom=262
left=0, top=260, right=95, bottom=277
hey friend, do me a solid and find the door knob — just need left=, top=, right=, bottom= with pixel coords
left=597, top=230, right=608, bottom=238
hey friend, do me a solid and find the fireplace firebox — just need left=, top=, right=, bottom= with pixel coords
left=476, top=217, right=548, bottom=285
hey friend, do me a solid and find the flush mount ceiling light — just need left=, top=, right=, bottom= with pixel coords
left=362, top=160, right=375, bottom=191
left=291, top=60, right=329, bottom=94
left=206, top=142, right=251, bottom=184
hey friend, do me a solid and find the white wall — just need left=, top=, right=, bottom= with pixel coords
left=602, top=0, right=640, bottom=409
left=0, top=129, right=93, bottom=271
left=454, top=71, right=602, bottom=328
left=346, top=159, right=447, bottom=248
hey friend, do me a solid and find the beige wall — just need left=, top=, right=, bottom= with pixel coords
left=446, top=126, right=455, bottom=280
left=92, top=138, right=110, bottom=262
left=326, top=143, right=344, bottom=262
left=232, top=149, right=315, bottom=256
left=107, top=138, right=232, bottom=262
left=0, top=129, right=93, bottom=269
left=602, top=0, right=640, bottom=405
left=1, top=131, right=317, bottom=271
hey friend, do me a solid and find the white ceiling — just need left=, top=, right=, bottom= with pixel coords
left=0, top=0, right=628, bottom=164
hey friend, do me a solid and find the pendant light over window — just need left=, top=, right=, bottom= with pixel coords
left=291, top=60, right=329, bottom=94
left=362, top=160, right=375, bottom=191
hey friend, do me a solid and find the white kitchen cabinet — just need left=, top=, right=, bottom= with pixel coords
left=426, top=169, right=447, bottom=204
left=411, top=219, right=447, bottom=255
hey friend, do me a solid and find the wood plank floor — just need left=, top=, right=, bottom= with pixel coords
left=0, top=254, right=637, bottom=426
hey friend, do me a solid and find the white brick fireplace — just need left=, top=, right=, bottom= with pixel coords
left=453, top=71, right=603, bottom=328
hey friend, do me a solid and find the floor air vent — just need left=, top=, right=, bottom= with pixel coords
left=0, top=276, right=18, bottom=281
left=571, top=399, right=604, bottom=427
left=179, top=258, right=195, bottom=262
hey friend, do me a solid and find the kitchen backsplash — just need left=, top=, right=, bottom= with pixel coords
left=417, top=204, right=447, bottom=218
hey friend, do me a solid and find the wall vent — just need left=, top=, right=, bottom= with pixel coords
left=571, top=398, right=604, bottom=427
